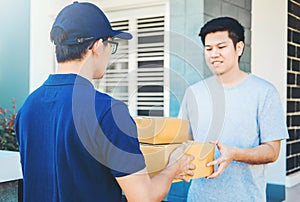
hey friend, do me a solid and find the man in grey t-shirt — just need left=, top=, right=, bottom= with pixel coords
left=179, top=17, right=289, bottom=201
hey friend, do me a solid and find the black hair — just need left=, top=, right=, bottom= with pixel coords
left=199, top=17, right=245, bottom=48
left=50, top=27, right=93, bottom=63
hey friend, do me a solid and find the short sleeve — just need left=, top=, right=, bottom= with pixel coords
left=178, top=88, right=192, bottom=134
left=258, top=86, right=289, bottom=143
left=99, top=102, right=146, bottom=177
left=178, top=89, right=189, bottom=120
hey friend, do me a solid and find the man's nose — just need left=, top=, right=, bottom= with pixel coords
left=211, top=48, right=220, bottom=57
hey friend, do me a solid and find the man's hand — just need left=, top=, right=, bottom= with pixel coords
left=167, top=143, right=196, bottom=182
left=206, top=141, right=236, bottom=179
left=205, top=140, right=282, bottom=179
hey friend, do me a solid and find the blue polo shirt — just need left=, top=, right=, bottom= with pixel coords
left=15, top=74, right=145, bottom=202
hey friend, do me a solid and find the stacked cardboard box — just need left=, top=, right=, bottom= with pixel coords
left=134, top=116, right=189, bottom=144
left=134, top=117, right=214, bottom=181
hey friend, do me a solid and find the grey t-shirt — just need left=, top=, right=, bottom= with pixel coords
left=179, top=74, right=289, bottom=202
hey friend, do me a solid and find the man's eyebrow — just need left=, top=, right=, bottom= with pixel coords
left=205, top=42, right=227, bottom=47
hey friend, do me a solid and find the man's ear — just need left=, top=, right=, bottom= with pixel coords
left=91, top=39, right=102, bottom=53
left=236, top=41, right=245, bottom=56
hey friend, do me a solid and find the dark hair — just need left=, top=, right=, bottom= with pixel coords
left=199, top=17, right=245, bottom=48
left=50, top=27, right=93, bottom=63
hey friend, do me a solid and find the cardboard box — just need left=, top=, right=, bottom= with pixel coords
left=184, top=142, right=215, bottom=180
left=140, top=143, right=181, bottom=177
left=134, top=117, right=188, bottom=144
left=140, top=141, right=214, bottom=181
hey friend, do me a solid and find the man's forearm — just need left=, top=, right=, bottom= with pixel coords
left=149, top=165, right=179, bottom=201
left=233, top=140, right=281, bottom=164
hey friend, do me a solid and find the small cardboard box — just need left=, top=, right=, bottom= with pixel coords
left=140, top=141, right=214, bottom=180
left=184, top=142, right=215, bottom=180
left=134, top=117, right=189, bottom=144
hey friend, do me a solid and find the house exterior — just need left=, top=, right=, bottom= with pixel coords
left=1, top=0, right=299, bottom=201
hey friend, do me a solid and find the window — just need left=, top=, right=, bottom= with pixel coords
left=94, top=4, right=169, bottom=117
left=94, top=20, right=130, bottom=104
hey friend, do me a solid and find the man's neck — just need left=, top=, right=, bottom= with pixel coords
left=217, top=68, right=248, bottom=88
left=56, top=60, right=93, bottom=81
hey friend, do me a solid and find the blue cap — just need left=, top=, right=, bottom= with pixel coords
left=52, top=1, right=132, bottom=45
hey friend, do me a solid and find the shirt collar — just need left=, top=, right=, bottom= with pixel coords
left=44, top=74, right=93, bottom=88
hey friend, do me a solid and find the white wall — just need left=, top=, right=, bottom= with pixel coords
left=30, top=0, right=55, bottom=92
left=0, top=151, right=22, bottom=183
left=252, top=0, right=287, bottom=185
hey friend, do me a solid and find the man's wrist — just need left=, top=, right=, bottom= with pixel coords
left=231, top=146, right=239, bottom=161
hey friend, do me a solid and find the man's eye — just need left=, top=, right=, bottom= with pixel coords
left=219, top=46, right=226, bottom=49
left=205, top=48, right=212, bottom=51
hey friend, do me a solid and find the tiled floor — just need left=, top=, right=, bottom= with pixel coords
left=284, top=183, right=300, bottom=202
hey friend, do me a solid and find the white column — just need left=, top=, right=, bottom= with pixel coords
left=252, top=0, right=288, bottom=185
left=29, top=0, right=57, bottom=92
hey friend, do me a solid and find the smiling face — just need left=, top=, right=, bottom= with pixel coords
left=204, top=31, right=244, bottom=76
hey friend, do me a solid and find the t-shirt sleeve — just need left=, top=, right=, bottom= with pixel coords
left=99, top=102, right=146, bottom=177
left=258, top=86, right=289, bottom=143
left=178, top=88, right=192, bottom=135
